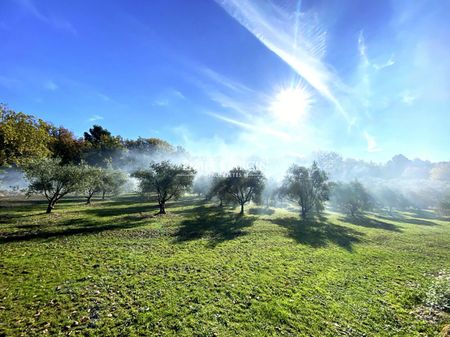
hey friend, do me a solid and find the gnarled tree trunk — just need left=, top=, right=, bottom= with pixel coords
left=46, top=202, right=53, bottom=214
left=46, top=197, right=57, bottom=214
left=158, top=203, right=166, bottom=214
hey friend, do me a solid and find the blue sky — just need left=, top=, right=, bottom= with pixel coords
left=1, top=0, right=449, bottom=162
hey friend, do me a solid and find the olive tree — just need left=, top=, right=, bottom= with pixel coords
left=23, top=158, right=85, bottom=213
left=99, top=168, right=127, bottom=199
left=375, top=186, right=409, bottom=213
left=132, top=161, right=196, bottom=214
left=224, top=167, right=265, bottom=215
left=279, top=162, right=330, bottom=218
left=79, top=165, right=103, bottom=204
left=330, top=181, right=372, bottom=217
left=207, top=174, right=231, bottom=207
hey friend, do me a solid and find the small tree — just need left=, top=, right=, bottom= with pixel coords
left=132, top=161, right=196, bottom=214
left=23, top=158, right=85, bottom=213
left=438, top=195, right=450, bottom=217
left=224, top=167, right=265, bottom=215
left=79, top=165, right=103, bottom=204
left=330, top=181, right=372, bottom=217
left=376, top=186, right=409, bottom=213
left=279, top=162, right=330, bottom=218
left=99, top=168, right=127, bottom=200
left=207, top=174, right=230, bottom=207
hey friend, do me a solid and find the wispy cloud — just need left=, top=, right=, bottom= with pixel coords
left=172, top=90, right=185, bottom=100
left=153, top=99, right=169, bottom=107
left=358, top=31, right=370, bottom=67
left=152, top=88, right=186, bottom=107
left=359, top=31, right=395, bottom=71
left=373, top=56, right=395, bottom=70
left=357, top=30, right=372, bottom=119
left=207, top=111, right=291, bottom=140
left=364, top=131, right=381, bottom=153
left=193, top=66, right=268, bottom=119
left=200, top=67, right=255, bottom=95
left=89, top=114, right=104, bottom=122
left=16, top=0, right=77, bottom=35
left=44, top=80, right=58, bottom=91
left=401, top=90, right=416, bottom=105
left=0, top=75, right=20, bottom=89
left=216, top=0, right=350, bottom=122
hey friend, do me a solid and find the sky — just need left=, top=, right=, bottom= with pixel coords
left=1, top=0, right=450, bottom=163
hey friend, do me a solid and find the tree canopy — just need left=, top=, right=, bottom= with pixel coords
left=132, top=161, right=196, bottom=214
left=330, top=181, right=372, bottom=217
left=279, top=162, right=330, bottom=218
left=0, top=105, right=53, bottom=167
left=223, top=167, right=265, bottom=215
left=23, top=158, right=85, bottom=213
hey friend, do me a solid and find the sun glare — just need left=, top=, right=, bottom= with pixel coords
left=270, top=86, right=312, bottom=124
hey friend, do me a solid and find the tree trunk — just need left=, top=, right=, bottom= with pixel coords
left=102, top=191, right=106, bottom=200
left=86, top=194, right=93, bottom=205
left=46, top=202, right=53, bottom=214
left=219, top=198, right=223, bottom=207
left=46, top=198, right=56, bottom=213
left=239, top=203, right=244, bottom=215
left=301, top=207, right=307, bottom=219
left=158, top=203, right=166, bottom=214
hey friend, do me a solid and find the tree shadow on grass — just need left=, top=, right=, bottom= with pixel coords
left=406, top=209, right=446, bottom=220
left=0, top=211, right=49, bottom=224
left=340, top=215, right=402, bottom=232
left=84, top=196, right=204, bottom=218
left=0, top=217, right=148, bottom=244
left=375, top=214, right=438, bottom=227
left=269, top=216, right=362, bottom=252
left=173, top=205, right=256, bottom=247
left=248, top=207, right=275, bottom=215
left=82, top=203, right=157, bottom=218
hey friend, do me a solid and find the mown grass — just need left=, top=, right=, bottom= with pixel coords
left=0, top=195, right=449, bottom=336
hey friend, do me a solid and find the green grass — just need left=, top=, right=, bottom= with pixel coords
left=1, top=195, right=449, bottom=336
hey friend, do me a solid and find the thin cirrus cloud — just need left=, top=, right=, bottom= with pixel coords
left=152, top=88, right=186, bottom=107
left=44, top=80, right=58, bottom=91
left=89, top=114, right=104, bottom=122
left=401, top=90, right=416, bottom=105
left=215, top=0, right=351, bottom=123
left=197, top=67, right=266, bottom=117
left=207, top=111, right=292, bottom=140
left=195, top=66, right=301, bottom=142
left=16, top=0, right=77, bottom=35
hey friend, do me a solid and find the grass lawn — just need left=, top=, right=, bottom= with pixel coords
left=1, top=195, right=449, bottom=336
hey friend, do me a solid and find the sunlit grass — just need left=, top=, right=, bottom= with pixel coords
left=1, top=195, right=449, bottom=336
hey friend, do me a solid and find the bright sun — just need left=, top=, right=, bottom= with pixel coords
left=270, top=86, right=312, bottom=124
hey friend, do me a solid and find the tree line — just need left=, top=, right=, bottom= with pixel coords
left=0, top=104, right=184, bottom=168
left=2, top=104, right=450, bottom=217
left=22, top=154, right=379, bottom=219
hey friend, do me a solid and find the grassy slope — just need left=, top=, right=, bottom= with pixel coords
left=0, top=195, right=449, bottom=336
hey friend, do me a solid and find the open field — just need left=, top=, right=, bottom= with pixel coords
left=1, top=195, right=449, bottom=336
